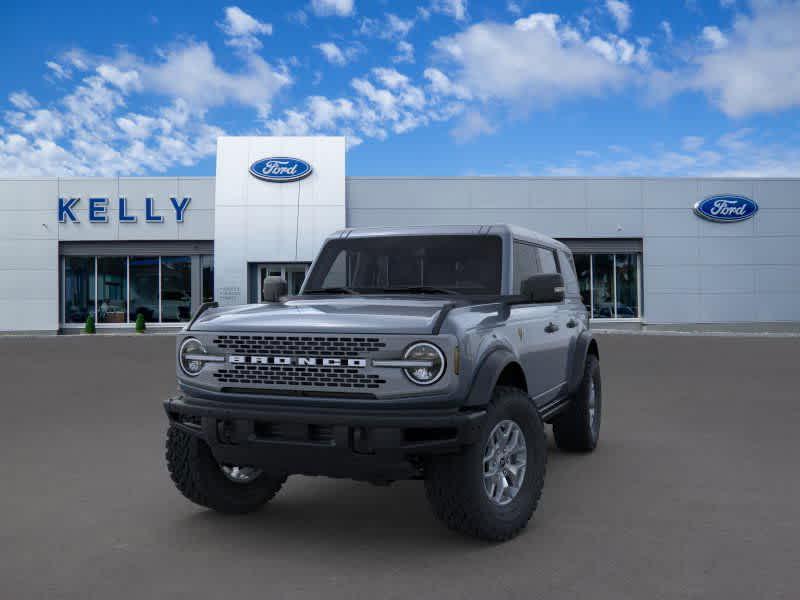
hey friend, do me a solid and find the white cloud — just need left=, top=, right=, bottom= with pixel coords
left=451, top=110, right=496, bottom=142
left=359, top=13, right=415, bottom=41
left=423, top=67, right=472, bottom=100
left=690, top=1, right=800, bottom=116
left=701, top=25, right=728, bottom=49
left=546, top=128, right=800, bottom=177
left=386, top=14, right=414, bottom=38
left=606, top=0, right=632, bottom=33
left=393, top=41, right=415, bottom=63
left=9, top=91, right=38, bottom=111
left=45, top=61, right=71, bottom=80
left=218, top=6, right=272, bottom=51
left=430, top=0, right=468, bottom=21
left=660, top=20, right=673, bottom=43
left=139, top=42, right=290, bottom=116
left=266, top=66, right=463, bottom=145
left=310, top=0, right=354, bottom=17
left=314, top=42, right=363, bottom=66
left=432, top=13, right=638, bottom=107
left=507, top=1, right=522, bottom=16
left=0, top=34, right=288, bottom=175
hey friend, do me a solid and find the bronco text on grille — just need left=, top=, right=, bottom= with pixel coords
left=211, top=335, right=388, bottom=390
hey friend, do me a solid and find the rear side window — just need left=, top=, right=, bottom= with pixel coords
left=559, top=249, right=580, bottom=297
left=513, top=241, right=541, bottom=293
left=537, top=247, right=559, bottom=274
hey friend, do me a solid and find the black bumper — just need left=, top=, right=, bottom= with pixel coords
left=164, top=395, right=486, bottom=481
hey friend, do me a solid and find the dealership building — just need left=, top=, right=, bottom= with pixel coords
left=0, top=135, right=798, bottom=334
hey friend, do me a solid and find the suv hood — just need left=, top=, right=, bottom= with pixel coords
left=189, top=297, right=456, bottom=334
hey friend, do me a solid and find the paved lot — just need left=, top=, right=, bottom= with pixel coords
left=1, top=333, right=799, bottom=599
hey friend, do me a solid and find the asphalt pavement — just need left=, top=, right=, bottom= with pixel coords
left=1, top=333, right=798, bottom=600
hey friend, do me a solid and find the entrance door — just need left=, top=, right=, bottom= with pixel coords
left=254, top=263, right=310, bottom=301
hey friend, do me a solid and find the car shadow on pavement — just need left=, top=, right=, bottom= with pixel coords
left=162, top=435, right=580, bottom=558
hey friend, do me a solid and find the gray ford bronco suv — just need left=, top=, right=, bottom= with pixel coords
left=165, top=225, right=601, bottom=541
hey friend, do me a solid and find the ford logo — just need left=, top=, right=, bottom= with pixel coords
left=693, top=195, right=758, bottom=223
left=249, top=157, right=313, bottom=183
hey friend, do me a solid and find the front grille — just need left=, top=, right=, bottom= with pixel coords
left=212, top=335, right=386, bottom=357
left=209, top=334, right=389, bottom=391
left=213, top=364, right=386, bottom=389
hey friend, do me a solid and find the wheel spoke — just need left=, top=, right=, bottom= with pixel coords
left=482, top=419, right=528, bottom=506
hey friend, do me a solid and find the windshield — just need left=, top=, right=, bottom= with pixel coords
left=303, top=235, right=502, bottom=295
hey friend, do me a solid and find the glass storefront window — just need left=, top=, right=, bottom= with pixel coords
left=615, top=254, right=640, bottom=318
left=130, top=256, right=159, bottom=322
left=573, top=254, right=591, bottom=310
left=573, top=252, right=641, bottom=319
left=591, top=254, right=615, bottom=319
left=161, top=256, right=192, bottom=322
left=64, top=256, right=95, bottom=324
left=201, top=255, right=214, bottom=303
left=97, top=257, right=127, bottom=323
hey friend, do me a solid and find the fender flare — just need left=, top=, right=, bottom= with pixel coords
left=568, top=331, right=599, bottom=395
left=464, top=347, right=523, bottom=408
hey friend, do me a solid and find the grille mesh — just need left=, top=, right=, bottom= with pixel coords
left=212, top=335, right=386, bottom=357
left=210, top=334, right=388, bottom=390
left=213, top=364, right=386, bottom=388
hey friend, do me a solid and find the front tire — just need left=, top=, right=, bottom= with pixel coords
left=166, top=426, right=286, bottom=514
left=424, top=386, right=547, bottom=542
left=553, top=354, right=601, bottom=452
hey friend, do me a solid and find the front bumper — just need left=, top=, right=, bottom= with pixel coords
left=164, top=394, right=486, bottom=481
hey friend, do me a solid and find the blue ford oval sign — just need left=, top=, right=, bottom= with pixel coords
left=693, top=195, right=758, bottom=223
left=249, top=157, right=312, bottom=182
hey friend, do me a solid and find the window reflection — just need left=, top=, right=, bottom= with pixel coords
left=64, top=256, right=95, bottom=323
left=591, top=254, right=615, bottom=318
left=130, top=256, right=159, bottom=322
left=161, top=256, right=191, bottom=322
left=97, top=257, right=127, bottom=323
left=615, top=254, right=639, bottom=318
left=201, top=255, right=214, bottom=303
left=572, top=252, right=641, bottom=319
left=573, top=254, right=590, bottom=310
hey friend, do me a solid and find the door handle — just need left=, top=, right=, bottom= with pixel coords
left=566, top=319, right=577, bottom=328
left=544, top=322, right=559, bottom=333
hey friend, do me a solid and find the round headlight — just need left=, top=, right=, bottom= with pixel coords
left=179, top=337, right=207, bottom=377
left=403, top=342, right=446, bottom=386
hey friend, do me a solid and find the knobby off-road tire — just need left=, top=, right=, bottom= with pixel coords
left=553, top=354, right=601, bottom=452
left=424, top=386, right=547, bottom=542
left=166, top=425, right=286, bottom=514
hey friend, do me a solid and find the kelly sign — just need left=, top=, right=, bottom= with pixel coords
left=58, top=197, right=191, bottom=223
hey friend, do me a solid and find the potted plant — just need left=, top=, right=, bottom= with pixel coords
left=84, top=314, right=96, bottom=334
left=135, top=313, right=146, bottom=333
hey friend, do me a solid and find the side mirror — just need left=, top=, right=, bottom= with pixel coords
left=262, top=276, right=288, bottom=302
left=521, top=273, right=565, bottom=304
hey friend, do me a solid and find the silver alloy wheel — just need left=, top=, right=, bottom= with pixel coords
left=220, top=465, right=262, bottom=484
left=483, top=419, right=527, bottom=506
left=588, top=379, right=597, bottom=431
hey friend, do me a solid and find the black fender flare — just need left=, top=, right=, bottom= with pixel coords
left=568, top=331, right=599, bottom=395
left=464, top=347, right=523, bottom=408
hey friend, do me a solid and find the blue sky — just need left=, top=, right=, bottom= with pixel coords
left=1, top=0, right=798, bottom=177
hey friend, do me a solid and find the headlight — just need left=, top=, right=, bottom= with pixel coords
left=179, top=337, right=207, bottom=377
left=402, top=342, right=446, bottom=385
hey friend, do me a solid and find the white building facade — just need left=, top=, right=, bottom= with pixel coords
left=0, top=136, right=798, bottom=333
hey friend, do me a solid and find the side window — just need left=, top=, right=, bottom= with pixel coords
left=513, top=241, right=540, bottom=293
left=559, top=250, right=580, bottom=297
left=537, top=247, right=559, bottom=274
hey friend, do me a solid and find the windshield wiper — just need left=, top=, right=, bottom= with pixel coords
left=303, top=286, right=360, bottom=295
left=376, top=285, right=463, bottom=295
